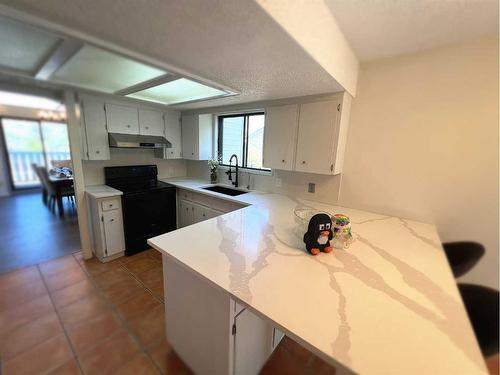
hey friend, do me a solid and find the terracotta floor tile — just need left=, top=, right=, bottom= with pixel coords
left=39, top=256, right=81, bottom=278
left=260, top=344, right=306, bottom=375
left=2, top=333, right=73, bottom=375
left=308, top=355, right=336, bottom=375
left=50, top=279, right=97, bottom=309
left=149, top=280, right=164, bottom=302
left=47, top=359, right=82, bottom=375
left=79, top=257, right=122, bottom=276
left=78, top=330, right=141, bottom=375
left=128, top=305, right=165, bottom=347
left=114, top=353, right=161, bottom=375
left=0, top=310, right=62, bottom=360
left=44, top=267, right=88, bottom=293
left=0, top=266, right=41, bottom=291
left=281, top=335, right=313, bottom=363
left=66, top=311, right=122, bottom=354
left=123, top=257, right=159, bottom=275
left=116, top=290, right=161, bottom=322
left=137, top=267, right=163, bottom=289
left=0, top=280, right=47, bottom=311
left=92, top=266, right=134, bottom=290
left=72, top=252, right=85, bottom=263
left=148, top=340, right=191, bottom=375
left=0, top=294, right=54, bottom=335
left=58, top=294, right=109, bottom=327
left=120, top=251, right=153, bottom=264
left=100, top=276, right=145, bottom=306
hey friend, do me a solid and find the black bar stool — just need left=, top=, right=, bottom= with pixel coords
left=458, top=283, right=499, bottom=357
left=442, top=242, right=485, bottom=278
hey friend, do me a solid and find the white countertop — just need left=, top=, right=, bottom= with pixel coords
left=85, top=184, right=123, bottom=199
left=149, top=178, right=486, bottom=374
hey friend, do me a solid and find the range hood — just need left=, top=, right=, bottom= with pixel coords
left=108, top=133, right=171, bottom=149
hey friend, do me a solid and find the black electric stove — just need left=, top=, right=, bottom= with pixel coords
left=105, top=165, right=176, bottom=256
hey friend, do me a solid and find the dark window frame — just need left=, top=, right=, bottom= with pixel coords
left=217, top=112, right=269, bottom=172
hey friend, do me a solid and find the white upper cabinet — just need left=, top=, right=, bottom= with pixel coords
left=138, top=109, right=165, bottom=136
left=81, top=98, right=110, bottom=160
left=165, top=112, right=182, bottom=159
left=295, top=99, right=340, bottom=174
left=105, top=103, right=139, bottom=134
left=263, top=104, right=299, bottom=171
left=262, top=92, right=352, bottom=175
left=181, top=114, right=213, bottom=160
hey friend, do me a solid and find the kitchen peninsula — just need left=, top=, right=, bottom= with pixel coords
left=148, top=179, right=487, bottom=375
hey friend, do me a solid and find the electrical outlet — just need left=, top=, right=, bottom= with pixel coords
left=308, top=183, right=315, bottom=193
left=275, top=177, right=282, bottom=188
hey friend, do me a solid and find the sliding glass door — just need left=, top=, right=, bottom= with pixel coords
left=1, top=118, right=70, bottom=189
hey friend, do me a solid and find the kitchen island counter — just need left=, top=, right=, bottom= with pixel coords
left=149, top=178, right=486, bottom=374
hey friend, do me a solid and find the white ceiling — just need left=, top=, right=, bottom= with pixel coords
left=0, top=0, right=344, bottom=109
left=0, top=1, right=497, bottom=109
left=326, top=0, right=499, bottom=62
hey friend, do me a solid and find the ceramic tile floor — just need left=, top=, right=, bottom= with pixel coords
left=0, top=249, right=336, bottom=375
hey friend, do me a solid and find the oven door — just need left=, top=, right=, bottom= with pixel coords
left=121, top=188, right=176, bottom=255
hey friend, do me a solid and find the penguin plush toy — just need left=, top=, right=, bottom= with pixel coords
left=303, top=213, right=333, bottom=255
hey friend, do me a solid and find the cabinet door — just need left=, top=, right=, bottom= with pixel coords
left=105, top=103, right=139, bottom=134
left=82, top=99, right=110, bottom=160
left=165, top=112, right=183, bottom=159
left=263, top=104, right=298, bottom=171
left=102, top=209, right=124, bottom=256
left=179, top=199, right=193, bottom=227
left=139, top=109, right=165, bottom=136
left=181, top=115, right=198, bottom=160
left=192, top=202, right=210, bottom=223
left=295, top=99, right=339, bottom=175
left=234, top=309, right=274, bottom=375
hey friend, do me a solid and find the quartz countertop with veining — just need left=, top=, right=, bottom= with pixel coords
left=85, top=184, right=123, bottom=199
left=149, top=178, right=486, bottom=374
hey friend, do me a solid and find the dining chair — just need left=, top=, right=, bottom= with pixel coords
left=442, top=242, right=485, bottom=278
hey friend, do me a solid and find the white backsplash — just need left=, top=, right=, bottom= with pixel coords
left=83, top=148, right=187, bottom=186
left=185, top=160, right=341, bottom=205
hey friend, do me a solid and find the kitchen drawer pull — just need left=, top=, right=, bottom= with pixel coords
left=302, top=161, right=306, bottom=164
left=282, top=159, right=285, bottom=163
left=110, top=218, right=114, bottom=222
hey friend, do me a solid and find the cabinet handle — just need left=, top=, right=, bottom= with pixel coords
left=127, top=124, right=131, bottom=128
left=302, top=161, right=306, bottom=164
left=191, top=152, right=194, bottom=155
left=110, top=218, right=114, bottom=222
left=282, top=159, right=285, bottom=163
left=96, top=150, right=100, bottom=154
left=146, top=126, right=149, bottom=129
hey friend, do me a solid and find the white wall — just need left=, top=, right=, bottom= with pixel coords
left=83, top=148, right=187, bottom=186
left=339, top=38, right=499, bottom=288
left=186, top=160, right=342, bottom=205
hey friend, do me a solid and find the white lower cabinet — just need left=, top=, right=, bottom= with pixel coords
left=87, top=194, right=125, bottom=261
left=177, top=189, right=245, bottom=227
left=163, top=254, right=284, bottom=375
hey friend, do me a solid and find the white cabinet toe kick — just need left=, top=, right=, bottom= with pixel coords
left=162, top=254, right=284, bottom=375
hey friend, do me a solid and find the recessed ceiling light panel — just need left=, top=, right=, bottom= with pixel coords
left=126, top=78, right=227, bottom=104
left=51, top=45, right=167, bottom=93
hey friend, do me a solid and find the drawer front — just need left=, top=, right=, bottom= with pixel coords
left=211, top=198, right=243, bottom=213
left=178, top=189, right=192, bottom=201
left=101, top=198, right=120, bottom=212
left=191, top=192, right=214, bottom=207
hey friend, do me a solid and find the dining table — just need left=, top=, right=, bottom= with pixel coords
left=48, top=174, right=74, bottom=218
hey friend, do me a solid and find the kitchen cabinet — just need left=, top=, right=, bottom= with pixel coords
left=87, top=194, right=125, bottom=261
left=163, top=254, right=284, bottom=375
left=263, top=104, right=299, bottom=171
left=176, top=188, right=245, bottom=228
left=105, top=103, right=139, bottom=134
left=81, top=98, right=110, bottom=160
left=262, top=92, right=352, bottom=175
left=155, top=111, right=183, bottom=160
left=181, top=114, right=213, bottom=160
left=139, top=109, right=165, bottom=136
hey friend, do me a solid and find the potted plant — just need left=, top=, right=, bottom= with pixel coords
left=208, top=158, right=220, bottom=184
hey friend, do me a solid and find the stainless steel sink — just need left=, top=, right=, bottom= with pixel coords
left=202, top=185, right=248, bottom=196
